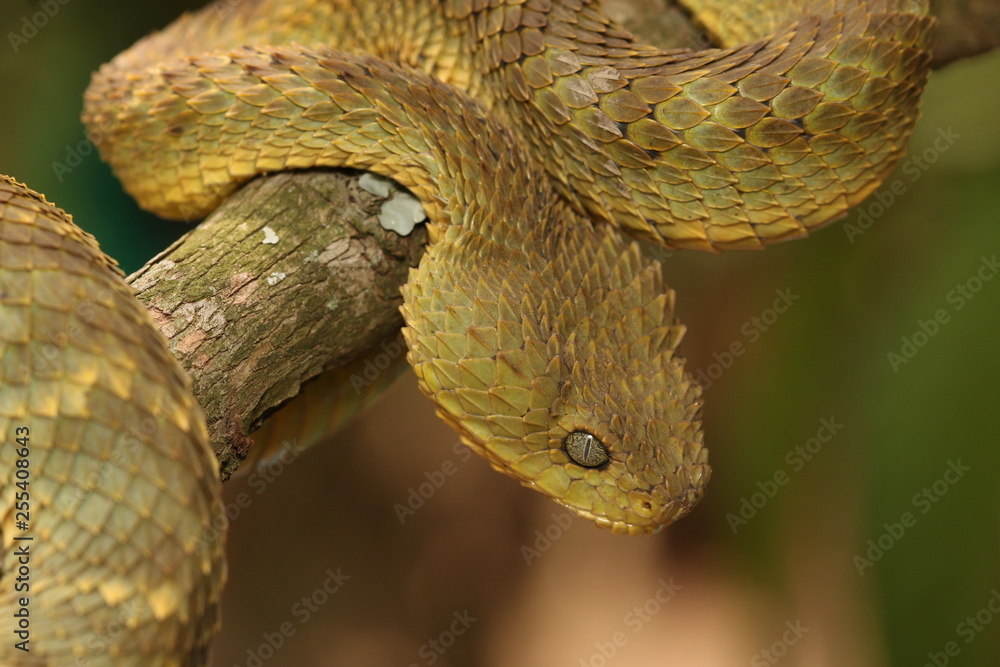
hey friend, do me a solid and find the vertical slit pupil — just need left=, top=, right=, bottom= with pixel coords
left=564, top=431, right=609, bottom=467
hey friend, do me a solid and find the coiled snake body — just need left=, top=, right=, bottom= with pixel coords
left=0, top=0, right=933, bottom=663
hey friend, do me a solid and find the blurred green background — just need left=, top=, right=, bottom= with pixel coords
left=0, top=1, right=997, bottom=665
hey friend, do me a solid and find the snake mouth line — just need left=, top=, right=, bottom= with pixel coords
left=540, top=493, right=694, bottom=537
left=564, top=506, right=669, bottom=537
left=2, top=0, right=937, bottom=660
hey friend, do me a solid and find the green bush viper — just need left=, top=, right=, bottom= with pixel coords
left=0, top=0, right=933, bottom=663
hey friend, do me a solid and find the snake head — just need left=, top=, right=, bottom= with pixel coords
left=403, top=220, right=709, bottom=536
left=542, top=322, right=709, bottom=535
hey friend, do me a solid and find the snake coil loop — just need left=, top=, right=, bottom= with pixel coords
left=0, top=0, right=934, bottom=663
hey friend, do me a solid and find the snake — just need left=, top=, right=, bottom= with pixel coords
left=0, top=0, right=934, bottom=663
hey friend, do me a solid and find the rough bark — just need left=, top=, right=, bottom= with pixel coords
left=128, top=169, right=427, bottom=478
left=129, top=2, right=997, bottom=478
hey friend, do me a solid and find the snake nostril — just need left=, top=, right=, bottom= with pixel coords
left=564, top=431, right=609, bottom=467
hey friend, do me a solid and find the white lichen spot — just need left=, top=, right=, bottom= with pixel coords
left=266, top=272, right=286, bottom=286
left=261, top=226, right=280, bottom=245
left=378, top=191, right=427, bottom=236
left=358, top=172, right=392, bottom=198
left=305, top=249, right=319, bottom=262
left=358, top=172, right=427, bottom=236
left=326, top=296, right=340, bottom=311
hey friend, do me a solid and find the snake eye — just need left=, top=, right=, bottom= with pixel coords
left=564, top=431, right=609, bottom=467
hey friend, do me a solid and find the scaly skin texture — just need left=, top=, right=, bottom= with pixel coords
left=85, top=0, right=934, bottom=249
left=0, top=0, right=935, bottom=663
left=90, top=43, right=707, bottom=534
left=0, top=176, right=225, bottom=666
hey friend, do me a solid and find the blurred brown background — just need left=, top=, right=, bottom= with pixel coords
left=0, top=1, right=998, bottom=665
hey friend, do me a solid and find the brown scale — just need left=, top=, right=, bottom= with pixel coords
left=0, top=0, right=937, bottom=663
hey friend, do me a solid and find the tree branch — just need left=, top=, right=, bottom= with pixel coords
left=128, top=169, right=426, bottom=478
left=128, top=2, right=997, bottom=478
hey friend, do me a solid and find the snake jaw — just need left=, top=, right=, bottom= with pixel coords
left=452, top=421, right=708, bottom=537
left=0, top=0, right=940, bottom=660
left=530, top=356, right=711, bottom=535
left=539, top=456, right=706, bottom=536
